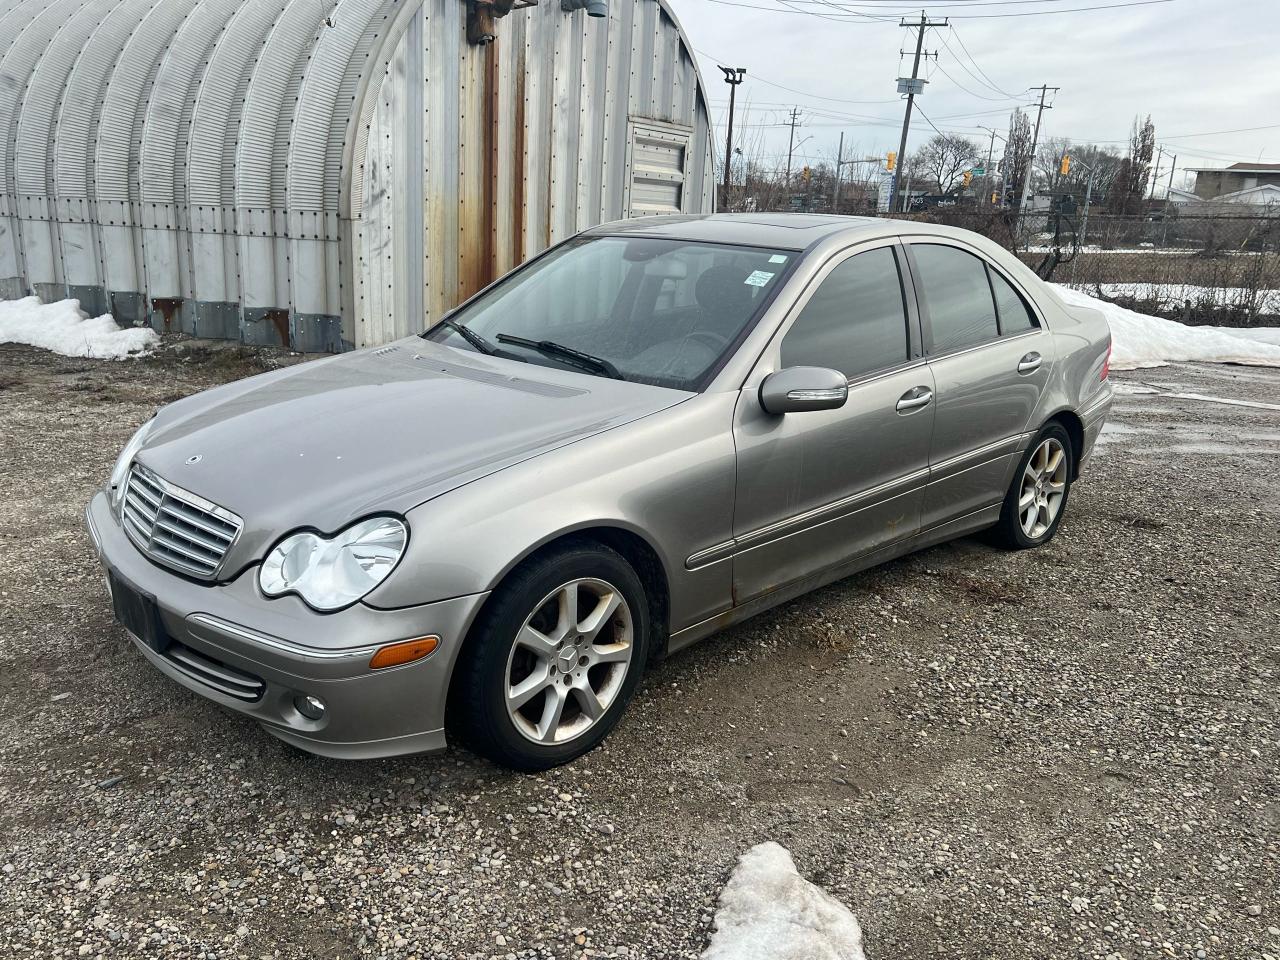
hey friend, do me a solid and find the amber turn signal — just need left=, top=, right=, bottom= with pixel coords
left=369, top=636, right=439, bottom=670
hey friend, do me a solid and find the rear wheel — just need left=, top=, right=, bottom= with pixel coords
left=988, top=423, right=1073, bottom=550
left=450, top=543, right=650, bottom=771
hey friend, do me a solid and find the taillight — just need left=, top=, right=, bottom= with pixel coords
left=1101, top=342, right=1111, bottom=381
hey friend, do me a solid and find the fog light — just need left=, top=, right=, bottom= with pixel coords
left=294, top=695, right=326, bottom=720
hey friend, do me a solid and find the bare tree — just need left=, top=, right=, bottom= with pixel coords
left=1107, top=114, right=1156, bottom=214
left=1061, top=143, right=1124, bottom=201
left=917, top=133, right=981, bottom=194
left=1002, top=108, right=1033, bottom=203
left=1034, top=136, right=1074, bottom=194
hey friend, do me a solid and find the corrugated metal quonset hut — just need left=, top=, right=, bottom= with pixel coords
left=0, top=0, right=714, bottom=351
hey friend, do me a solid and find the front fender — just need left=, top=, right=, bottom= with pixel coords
left=363, top=394, right=741, bottom=634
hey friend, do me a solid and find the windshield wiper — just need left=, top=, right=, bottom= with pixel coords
left=495, top=334, right=624, bottom=380
left=439, top=319, right=498, bottom=356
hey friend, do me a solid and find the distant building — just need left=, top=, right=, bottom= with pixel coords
left=1209, top=183, right=1280, bottom=206
left=1188, top=163, right=1280, bottom=200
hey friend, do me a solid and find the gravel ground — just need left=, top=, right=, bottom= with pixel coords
left=0, top=342, right=1277, bottom=960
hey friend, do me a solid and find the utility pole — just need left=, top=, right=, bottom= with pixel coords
left=890, top=13, right=948, bottom=213
left=1016, top=84, right=1058, bottom=229
left=979, top=125, right=1002, bottom=205
left=1161, top=152, right=1177, bottom=245
left=833, top=132, right=844, bottom=212
left=785, top=107, right=802, bottom=186
left=719, top=66, right=746, bottom=209
left=1068, top=156, right=1098, bottom=284
left=1150, top=146, right=1175, bottom=202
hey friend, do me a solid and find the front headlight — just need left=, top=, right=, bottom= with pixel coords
left=259, top=516, right=408, bottom=612
left=109, top=419, right=154, bottom=511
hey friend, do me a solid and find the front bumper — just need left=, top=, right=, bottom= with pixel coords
left=86, top=491, right=487, bottom=759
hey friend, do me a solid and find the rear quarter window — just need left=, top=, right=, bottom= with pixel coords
left=988, top=268, right=1039, bottom=334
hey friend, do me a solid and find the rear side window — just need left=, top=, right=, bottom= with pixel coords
left=988, top=268, right=1039, bottom=333
left=780, top=246, right=909, bottom=380
left=911, top=244, right=999, bottom=353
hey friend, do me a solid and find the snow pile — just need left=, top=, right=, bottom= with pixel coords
left=1072, top=281, right=1280, bottom=315
left=1052, top=285, right=1280, bottom=370
left=1206, top=325, right=1280, bottom=347
left=0, top=296, right=158, bottom=360
left=703, top=843, right=866, bottom=960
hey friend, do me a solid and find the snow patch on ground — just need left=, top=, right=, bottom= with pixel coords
left=1051, top=285, right=1280, bottom=370
left=1062, top=282, right=1280, bottom=315
left=702, top=843, right=866, bottom=960
left=0, top=297, right=158, bottom=360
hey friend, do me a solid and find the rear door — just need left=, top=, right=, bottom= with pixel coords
left=903, top=240, right=1053, bottom=530
left=730, top=241, right=934, bottom=603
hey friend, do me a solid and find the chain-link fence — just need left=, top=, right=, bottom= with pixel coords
left=892, top=205, right=1280, bottom=327
left=735, top=183, right=1280, bottom=326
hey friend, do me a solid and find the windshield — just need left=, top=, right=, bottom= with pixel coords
left=422, top=236, right=796, bottom=390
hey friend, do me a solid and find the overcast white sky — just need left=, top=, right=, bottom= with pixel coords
left=670, top=0, right=1280, bottom=188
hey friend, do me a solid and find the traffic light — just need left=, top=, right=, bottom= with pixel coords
left=802, top=166, right=811, bottom=181
left=962, top=170, right=973, bottom=187
left=886, top=151, right=897, bottom=172
left=1060, top=155, right=1071, bottom=176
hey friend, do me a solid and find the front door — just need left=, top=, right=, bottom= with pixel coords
left=731, top=242, right=935, bottom=603
left=902, top=241, right=1053, bottom=529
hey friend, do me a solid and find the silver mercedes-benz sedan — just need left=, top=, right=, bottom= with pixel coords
left=86, top=214, right=1112, bottom=770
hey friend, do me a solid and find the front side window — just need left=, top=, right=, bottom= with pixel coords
left=912, top=244, right=999, bottom=353
left=423, top=236, right=794, bottom=390
left=780, top=246, right=909, bottom=380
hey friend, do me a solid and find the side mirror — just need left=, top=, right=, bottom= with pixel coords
left=759, top=366, right=848, bottom=415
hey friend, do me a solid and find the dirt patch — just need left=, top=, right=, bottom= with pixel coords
left=0, top=344, right=1277, bottom=959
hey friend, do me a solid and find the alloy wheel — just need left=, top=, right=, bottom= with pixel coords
left=504, top=578, right=634, bottom=745
left=1019, top=437, right=1068, bottom=540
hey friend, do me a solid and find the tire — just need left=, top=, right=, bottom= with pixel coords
left=449, top=542, right=651, bottom=771
left=987, top=422, right=1074, bottom=550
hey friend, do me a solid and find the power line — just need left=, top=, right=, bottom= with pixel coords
left=932, top=60, right=1026, bottom=103
left=694, top=0, right=1177, bottom=18
left=785, top=0, right=1115, bottom=6
left=691, top=45, right=907, bottom=105
left=948, top=24, right=1022, bottom=98
left=912, top=103, right=951, bottom=140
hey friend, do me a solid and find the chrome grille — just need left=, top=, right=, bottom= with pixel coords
left=121, top=464, right=242, bottom=580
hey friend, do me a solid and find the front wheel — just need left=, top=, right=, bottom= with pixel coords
left=449, top=543, right=650, bottom=771
left=988, top=423, right=1073, bottom=550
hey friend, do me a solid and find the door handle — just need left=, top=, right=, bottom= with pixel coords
left=896, top=386, right=933, bottom=413
left=1017, top=352, right=1043, bottom=374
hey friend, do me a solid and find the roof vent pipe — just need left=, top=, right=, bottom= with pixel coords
left=561, top=0, right=608, bottom=17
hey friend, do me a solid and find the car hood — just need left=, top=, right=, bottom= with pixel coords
left=135, top=338, right=690, bottom=575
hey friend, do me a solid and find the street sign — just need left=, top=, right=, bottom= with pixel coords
left=878, top=172, right=894, bottom=212
left=971, top=166, right=986, bottom=176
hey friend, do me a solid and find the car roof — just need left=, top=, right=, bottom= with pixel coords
left=584, top=213, right=972, bottom=252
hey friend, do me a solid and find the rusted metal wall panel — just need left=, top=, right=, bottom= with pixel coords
left=0, top=0, right=713, bottom=350
left=349, top=0, right=714, bottom=346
